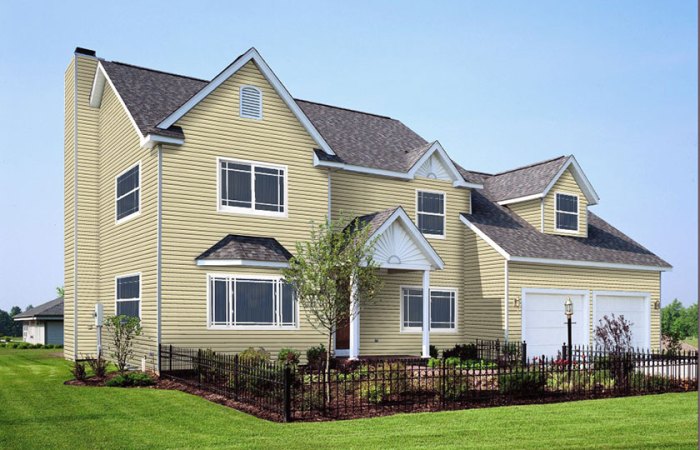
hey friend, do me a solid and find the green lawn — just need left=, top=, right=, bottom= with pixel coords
left=684, top=337, right=698, bottom=349
left=0, top=349, right=696, bottom=449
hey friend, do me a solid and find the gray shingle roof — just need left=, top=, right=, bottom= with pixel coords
left=196, top=235, right=293, bottom=263
left=14, top=297, right=64, bottom=320
left=462, top=191, right=671, bottom=268
left=349, top=207, right=401, bottom=236
left=482, top=156, right=568, bottom=202
left=296, top=100, right=430, bottom=172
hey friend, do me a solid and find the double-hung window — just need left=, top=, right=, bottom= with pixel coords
left=555, top=193, right=578, bottom=231
left=401, top=287, right=456, bottom=332
left=416, top=190, right=445, bottom=237
left=116, top=163, right=140, bottom=222
left=208, top=275, right=296, bottom=328
left=116, top=274, right=140, bottom=318
left=219, top=158, right=286, bottom=215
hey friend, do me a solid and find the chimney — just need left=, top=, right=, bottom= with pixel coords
left=74, top=47, right=96, bottom=57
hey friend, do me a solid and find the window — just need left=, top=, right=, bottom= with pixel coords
left=401, top=287, right=456, bottom=332
left=116, top=274, right=140, bottom=318
left=416, top=191, right=445, bottom=237
left=208, top=275, right=296, bottom=328
left=555, top=193, right=578, bottom=231
left=116, top=163, right=140, bottom=222
left=219, top=159, right=286, bottom=215
left=240, top=86, right=262, bottom=119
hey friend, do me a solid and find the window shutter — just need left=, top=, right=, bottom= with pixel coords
left=240, top=86, right=262, bottom=119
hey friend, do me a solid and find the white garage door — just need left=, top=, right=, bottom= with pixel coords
left=523, top=290, right=588, bottom=358
left=594, top=292, right=650, bottom=350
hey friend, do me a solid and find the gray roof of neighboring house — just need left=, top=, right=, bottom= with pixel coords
left=481, top=156, right=568, bottom=203
left=14, top=297, right=64, bottom=320
left=196, top=235, right=293, bottom=263
left=461, top=190, right=671, bottom=268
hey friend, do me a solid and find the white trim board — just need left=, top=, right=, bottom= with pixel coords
left=196, top=259, right=289, bottom=268
left=459, top=215, right=670, bottom=272
left=157, top=47, right=335, bottom=156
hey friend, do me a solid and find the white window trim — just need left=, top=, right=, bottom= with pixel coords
left=115, top=161, right=142, bottom=225
left=115, top=272, right=142, bottom=319
left=591, top=290, right=651, bottom=350
left=216, top=157, right=289, bottom=218
left=399, top=285, right=458, bottom=334
left=415, top=189, right=446, bottom=239
left=206, top=273, right=299, bottom=330
left=239, top=85, right=263, bottom=120
left=554, top=191, right=579, bottom=233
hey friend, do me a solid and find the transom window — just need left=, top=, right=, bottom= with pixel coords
left=219, top=159, right=286, bottom=215
left=401, top=287, right=456, bottom=332
left=116, top=163, right=140, bottom=222
left=416, top=190, right=445, bottom=237
left=240, top=86, right=262, bottom=119
left=555, top=193, right=578, bottom=231
left=208, top=275, right=296, bottom=328
left=116, top=274, right=140, bottom=318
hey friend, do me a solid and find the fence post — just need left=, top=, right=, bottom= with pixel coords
left=440, top=360, right=446, bottom=408
left=521, top=341, right=527, bottom=366
left=562, top=343, right=567, bottom=359
left=233, top=354, right=239, bottom=401
left=169, top=344, right=173, bottom=373
left=283, top=365, right=292, bottom=422
left=197, top=349, right=202, bottom=388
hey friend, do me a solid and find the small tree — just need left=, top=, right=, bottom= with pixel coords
left=283, top=216, right=383, bottom=402
left=104, top=315, right=142, bottom=374
left=594, top=314, right=634, bottom=353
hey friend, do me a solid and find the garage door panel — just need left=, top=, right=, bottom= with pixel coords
left=594, top=294, right=649, bottom=350
left=523, top=292, right=588, bottom=358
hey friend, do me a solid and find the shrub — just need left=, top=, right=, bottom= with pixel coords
left=239, top=347, right=271, bottom=364
left=361, top=383, right=390, bottom=404
left=440, top=372, right=470, bottom=400
left=444, top=356, right=462, bottom=367
left=427, top=358, right=441, bottom=368
left=86, top=354, right=109, bottom=378
left=429, top=345, right=439, bottom=359
left=104, top=315, right=142, bottom=374
left=71, top=361, right=88, bottom=381
left=105, top=372, right=155, bottom=387
left=278, top=348, right=300, bottom=365
left=499, top=371, right=545, bottom=396
left=443, top=344, right=478, bottom=361
left=546, top=370, right=615, bottom=392
left=463, top=359, right=498, bottom=370
left=306, top=344, right=326, bottom=369
left=44, top=344, right=54, bottom=349
left=630, top=373, right=673, bottom=391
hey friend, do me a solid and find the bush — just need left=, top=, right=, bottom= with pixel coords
left=499, top=371, right=545, bottom=396
left=443, top=344, right=478, bottom=361
left=429, top=345, right=439, bottom=359
left=306, top=344, right=326, bottom=369
left=427, top=358, right=441, bottom=368
left=86, top=355, right=109, bottom=378
left=278, top=348, right=300, bottom=365
left=105, top=372, right=155, bottom=387
left=441, top=373, right=470, bottom=400
left=630, top=373, right=673, bottom=391
left=239, top=347, right=271, bottom=364
left=546, top=370, right=615, bottom=392
left=71, top=361, right=88, bottom=381
left=361, top=383, right=390, bottom=404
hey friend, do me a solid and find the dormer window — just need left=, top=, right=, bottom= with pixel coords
left=555, top=193, right=578, bottom=231
left=240, top=86, right=262, bottom=119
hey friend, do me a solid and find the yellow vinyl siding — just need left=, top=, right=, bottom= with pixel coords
left=507, top=199, right=542, bottom=231
left=463, top=230, right=506, bottom=341
left=507, top=263, right=661, bottom=349
left=331, top=171, right=471, bottom=355
left=63, top=59, right=76, bottom=359
left=159, top=61, right=328, bottom=355
left=543, top=169, right=588, bottom=237
left=96, top=84, right=158, bottom=368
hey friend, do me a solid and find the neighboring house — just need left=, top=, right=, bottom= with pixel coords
left=64, top=47, right=670, bottom=369
left=14, top=297, right=64, bottom=345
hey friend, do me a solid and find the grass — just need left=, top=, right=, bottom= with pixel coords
left=683, top=337, right=698, bottom=349
left=0, top=348, right=696, bottom=449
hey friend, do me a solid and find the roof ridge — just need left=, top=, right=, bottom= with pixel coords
left=492, top=155, right=568, bottom=176
left=295, top=98, right=394, bottom=120
left=108, top=60, right=209, bottom=83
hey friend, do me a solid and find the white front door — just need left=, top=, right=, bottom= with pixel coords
left=593, top=292, right=650, bottom=350
left=522, top=289, right=589, bottom=358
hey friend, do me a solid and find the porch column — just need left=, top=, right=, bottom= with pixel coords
left=349, top=272, right=360, bottom=360
left=422, top=269, right=430, bottom=358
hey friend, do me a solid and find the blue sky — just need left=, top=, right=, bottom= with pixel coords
left=0, top=1, right=696, bottom=311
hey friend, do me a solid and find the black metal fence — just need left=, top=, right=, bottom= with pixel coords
left=159, top=343, right=697, bottom=422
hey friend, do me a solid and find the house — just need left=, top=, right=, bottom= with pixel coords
left=63, top=47, right=670, bottom=369
left=14, top=297, right=64, bottom=345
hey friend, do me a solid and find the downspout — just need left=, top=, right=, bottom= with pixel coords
left=72, top=54, right=79, bottom=358
left=327, top=169, right=332, bottom=223
left=540, top=198, right=544, bottom=232
left=504, top=260, right=509, bottom=342
left=156, top=144, right=163, bottom=372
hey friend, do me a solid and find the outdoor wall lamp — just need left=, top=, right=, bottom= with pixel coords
left=653, top=299, right=661, bottom=310
left=512, top=297, right=521, bottom=308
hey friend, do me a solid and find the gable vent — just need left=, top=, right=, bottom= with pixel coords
left=240, top=86, right=262, bottom=119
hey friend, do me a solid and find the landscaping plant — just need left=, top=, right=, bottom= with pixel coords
left=70, top=360, right=88, bottom=381
left=283, top=216, right=382, bottom=403
left=86, top=354, right=109, bottom=378
left=278, top=348, right=300, bottom=365
left=104, top=315, right=142, bottom=374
